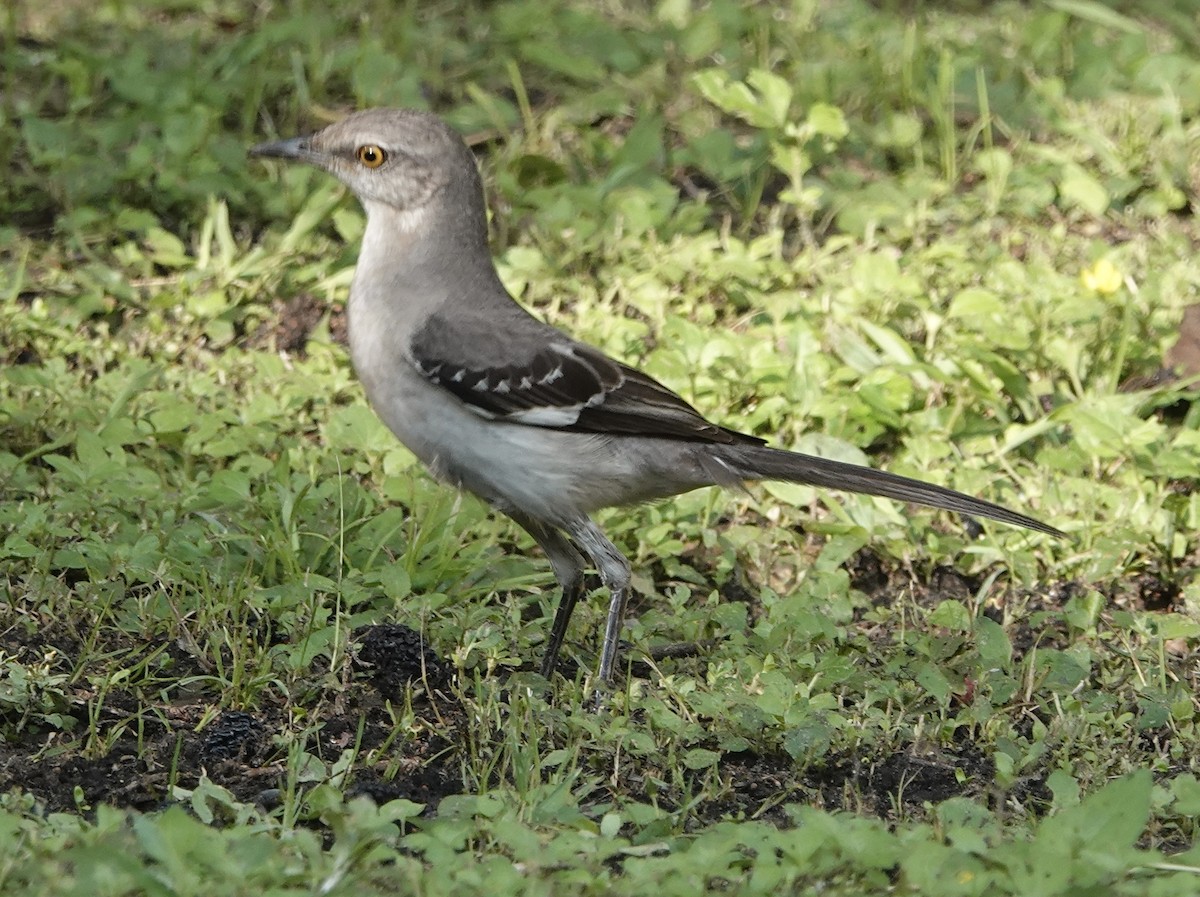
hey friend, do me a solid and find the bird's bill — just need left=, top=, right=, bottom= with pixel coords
left=248, top=135, right=314, bottom=161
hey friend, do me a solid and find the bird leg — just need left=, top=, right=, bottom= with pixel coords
left=566, top=518, right=633, bottom=687
left=597, top=582, right=630, bottom=686
left=510, top=513, right=587, bottom=678
left=544, top=574, right=586, bottom=678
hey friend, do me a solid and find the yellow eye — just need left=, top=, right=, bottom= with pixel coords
left=356, top=144, right=387, bottom=168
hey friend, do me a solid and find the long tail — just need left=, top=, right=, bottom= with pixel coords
left=719, top=445, right=1063, bottom=537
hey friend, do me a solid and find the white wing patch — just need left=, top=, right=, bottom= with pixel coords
left=506, top=404, right=587, bottom=426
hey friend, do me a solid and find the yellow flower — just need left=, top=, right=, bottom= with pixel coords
left=1081, top=257, right=1123, bottom=294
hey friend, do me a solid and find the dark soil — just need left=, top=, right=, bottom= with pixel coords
left=0, top=622, right=463, bottom=816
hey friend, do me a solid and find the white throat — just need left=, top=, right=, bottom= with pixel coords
left=360, top=200, right=429, bottom=255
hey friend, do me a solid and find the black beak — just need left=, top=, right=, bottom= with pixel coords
left=248, top=135, right=314, bottom=161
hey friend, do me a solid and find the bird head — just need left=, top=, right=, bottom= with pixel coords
left=250, top=108, right=479, bottom=222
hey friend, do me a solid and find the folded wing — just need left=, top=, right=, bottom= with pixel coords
left=409, top=312, right=763, bottom=446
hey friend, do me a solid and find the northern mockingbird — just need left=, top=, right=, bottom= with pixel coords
left=250, top=109, right=1061, bottom=687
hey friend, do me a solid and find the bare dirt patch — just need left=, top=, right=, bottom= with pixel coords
left=0, top=622, right=462, bottom=815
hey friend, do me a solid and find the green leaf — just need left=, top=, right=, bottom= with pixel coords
left=1041, top=769, right=1152, bottom=850
left=746, top=69, right=793, bottom=129
left=1057, top=163, right=1110, bottom=215
left=805, top=102, right=848, bottom=139
left=974, top=617, right=1012, bottom=669
left=692, top=69, right=779, bottom=129
left=916, top=662, right=953, bottom=704
left=1169, top=775, right=1200, bottom=816
left=928, top=600, right=972, bottom=632
left=1147, top=614, right=1200, bottom=640
left=682, top=748, right=720, bottom=770
left=1045, top=0, right=1144, bottom=34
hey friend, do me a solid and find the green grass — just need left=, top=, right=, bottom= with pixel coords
left=4, top=0, right=1200, bottom=893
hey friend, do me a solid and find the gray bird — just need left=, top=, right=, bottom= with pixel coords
left=250, top=108, right=1061, bottom=688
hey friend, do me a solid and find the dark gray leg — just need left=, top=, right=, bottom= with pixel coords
left=509, top=513, right=587, bottom=678
left=564, top=518, right=633, bottom=686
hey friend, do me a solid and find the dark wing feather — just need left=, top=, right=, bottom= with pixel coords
left=575, top=362, right=764, bottom=445
left=409, top=312, right=763, bottom=446
left=415, top=339, right=616, bottom=419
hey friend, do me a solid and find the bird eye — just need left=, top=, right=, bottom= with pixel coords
left=356, top=144, right=387, bottom=168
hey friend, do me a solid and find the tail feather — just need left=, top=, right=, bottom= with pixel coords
left=721, top=446, right=1063, bottom=538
